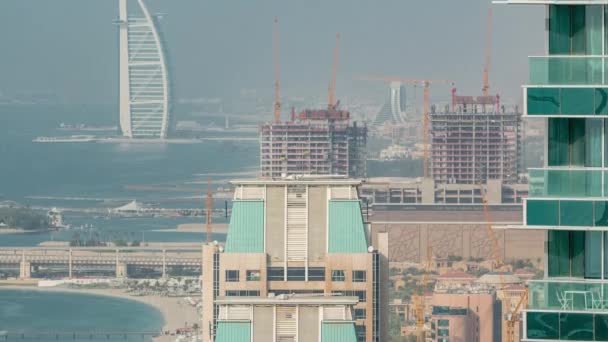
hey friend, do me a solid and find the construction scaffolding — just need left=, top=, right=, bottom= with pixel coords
left=429, top=93, right=521, bottom=185
left=260, top=111, right=367, bottom=179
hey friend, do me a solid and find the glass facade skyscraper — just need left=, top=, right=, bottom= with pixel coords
left=503, top=1, right=608, bottom=340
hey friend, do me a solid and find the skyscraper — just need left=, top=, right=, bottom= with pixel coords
left=372, top=82, right=407, bottom=129
left=117, top=0, right=170, bottom=139
left=201, top=178, right=388, bottom=342
left=501, top=1, right=608, bottom=340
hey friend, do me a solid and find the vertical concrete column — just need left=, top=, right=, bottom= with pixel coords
left=68, top=248, right=73, bottom=279
left=162, top=249, right=167, bottom=278
left=20, top=250, right=31, bottom=279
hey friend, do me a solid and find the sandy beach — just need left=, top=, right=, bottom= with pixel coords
left=0, top=284, right=200, bottom=333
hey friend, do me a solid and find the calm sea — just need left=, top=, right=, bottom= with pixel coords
left=0, top=104, right=259, bottom=246
left=0, top=289, right=163, bottom=341
left=0, top=103, right=257, bottom=333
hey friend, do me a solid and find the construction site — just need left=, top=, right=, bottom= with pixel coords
left=259, top=22, right=368, bottom=179
left=429, top=92, right=522, bottom=185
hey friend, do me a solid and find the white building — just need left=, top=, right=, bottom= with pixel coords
left=117, top=0, right=170, bottom=139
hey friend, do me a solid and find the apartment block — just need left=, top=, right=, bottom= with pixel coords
left=429, top=95, right=521, bottom=185
left=260, top=111, right=367, bottom=179
left=202, top=178, right=388, bottom=342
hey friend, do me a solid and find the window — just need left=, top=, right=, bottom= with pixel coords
left=308, top=267, right=325, bottom=281
left=548, top=230, right=584, bottom=278
left=225, top=270, right=239, bottom=282
left=246, top=270, right=260, bottom=281
left=437, top=329, right=449, bottom=336
left=438, top=319, right=449, bottom=327
left=352, top=270, right=367, bottom=282
left=548, top=230, right=604, bottom=279
left=561, top=313, right=593, bottom=340
left=286, top=267, right=306, bottom=281
left=355, top=325, right=366, bottom=342
left=267, top=267, right=284, bottom=281
left=354, top=308, right=366, bottom=320
left=549, top=5, right=602, bottom=55
left=225, top=290, right=260, bottom=296
left=331, top=270, right=345, bottom=282
left=332, top=290, right=366, bottom=303
left=548, top=118, right=601, bottom=167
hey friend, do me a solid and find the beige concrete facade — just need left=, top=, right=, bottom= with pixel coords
left=371, top=205, right=544, bottom=265
left=201, top=178, right=388, bottom=342
left=431, top=291, right=500, bottom=342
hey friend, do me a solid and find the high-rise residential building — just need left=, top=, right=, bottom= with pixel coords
left=501, top=1, right=608, bottom=341
left=201, top=178, right=388, bottom=342
left=372, top=82, right=407, bottom=129
left=429, top=93, right=522, bottom=185
left=117, top=0, right=171, bottom=139
left=260, top=111, right=367, bottom=178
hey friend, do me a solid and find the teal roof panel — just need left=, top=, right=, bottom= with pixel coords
left=321, top=321, right=358, bottom=342
left=224, top=200, right=264, bottom=253
left=215, top=321, right=251, bottom=342
left=328, top=200, right=368, bottom=253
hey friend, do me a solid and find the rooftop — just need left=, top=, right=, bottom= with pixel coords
left=217, top=294, right=359, bottom=305
left=231, top=176, right=361, bottom=186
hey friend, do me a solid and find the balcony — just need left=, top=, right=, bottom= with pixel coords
left=529, top=56, right=607, bottom=86
left=528, top=280, right=608, bottom=312
left=529, top=168, right=604, bottom=198
left=526, top=280, right=608, bottom=341
left=525, top=199, right=608, bottom=228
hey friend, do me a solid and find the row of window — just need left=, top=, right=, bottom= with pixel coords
left=526, top=199, right=608, bottom=227
left=528, top=88, right=608, bottom=116
left=548, top=230, right=608, bottom=279
left=527, top=311, right=608, bottom=341
left=225, top=267, right=367, bottom=282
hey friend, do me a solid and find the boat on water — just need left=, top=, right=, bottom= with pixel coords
left=33, top=135, right=97, bottom=143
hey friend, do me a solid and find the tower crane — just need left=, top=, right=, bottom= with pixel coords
left=482, top=8, right=493, bottom=96
left=273, top=17, right=281, bottom=123
left=328, top=33, right=340, bottom=111
left=480, top=184, right=528, bottom=342
left=414, top=244, right=433, bottom=342
left=354, top=76, right=454, bottom=177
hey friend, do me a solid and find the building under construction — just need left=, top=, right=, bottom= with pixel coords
left=260, top=109, right=367, bottom=178
left=429, top=92, right=521, bottom=184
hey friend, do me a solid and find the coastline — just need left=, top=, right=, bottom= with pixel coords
left=0, top=284, right=199, bottom=333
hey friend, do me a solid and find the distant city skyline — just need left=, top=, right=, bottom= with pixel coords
left=0, top=1, right=543, bottom=107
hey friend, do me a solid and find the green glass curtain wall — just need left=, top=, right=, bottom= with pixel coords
left=525, top=200, right=608, bottom=227
left=327, top=200, right=368, bottom=253
left=548, top=230, right=602, bottom=279
left=224, top=200, right=264, bottom=253
left=549, top=5, right=603, bottom=55
left=585, top=231, right=602, bottom=279
left=547, top=118, right=601, bottom=167
left=214, top=321, right=251, bottom=342
left=527, top=312, right=608, bottom=341
left=527, top=88, right=608, bottom=115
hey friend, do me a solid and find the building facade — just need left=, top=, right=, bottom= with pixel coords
left=117, top=0, right=170, bottom=138
left=260, top=112, right=367, bottom=178
left=201, top=178, right=388, bottom=342
left=502, top=1, right=608, bottom=340
left=430, top=291, right=501, bottom=342
left=429, top=95, right=522, bottom=185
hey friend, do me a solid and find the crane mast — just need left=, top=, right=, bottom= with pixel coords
left=273, top=17, right=281, bottom=123
left=328, top=33, right=340, bottom=111
left=483, top=8, right=492, bottom=96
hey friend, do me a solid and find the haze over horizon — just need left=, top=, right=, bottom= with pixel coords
left=0, top=0, right=543, bottom=107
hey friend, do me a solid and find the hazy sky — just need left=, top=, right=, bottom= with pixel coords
left=0, top=0, right=543, bottom=106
